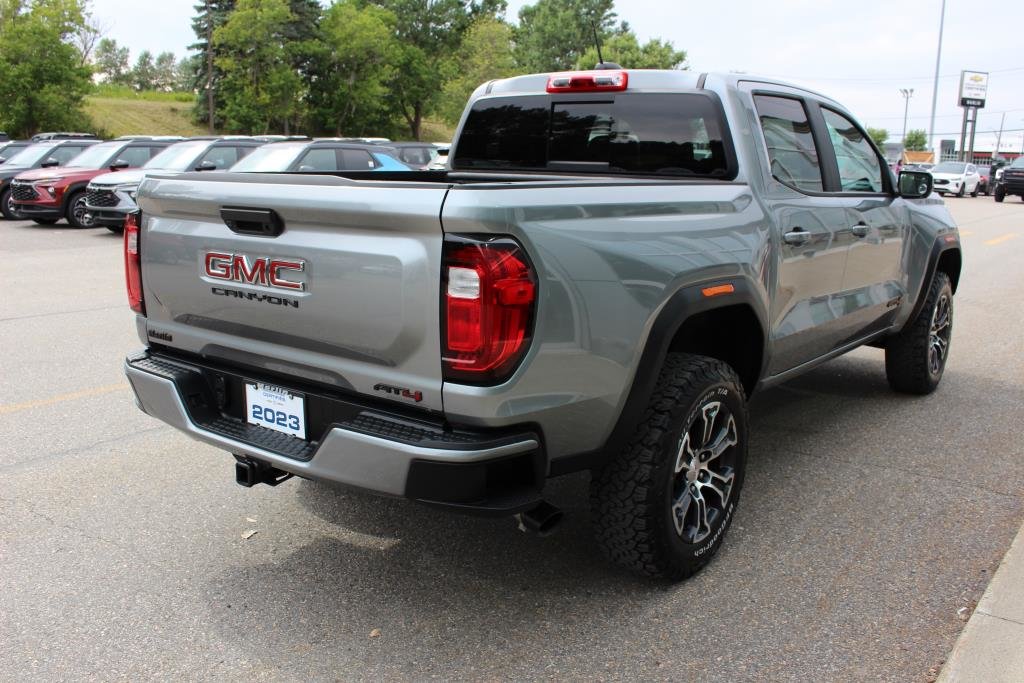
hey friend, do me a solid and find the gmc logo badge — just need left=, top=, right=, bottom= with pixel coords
left=204, top=252, right=306, bottom=291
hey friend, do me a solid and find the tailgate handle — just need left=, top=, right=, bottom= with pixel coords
left=220, top=207, right=284, bottom=237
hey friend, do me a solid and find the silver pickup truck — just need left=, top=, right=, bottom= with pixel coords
left=123, top=70, right=961, bottom=580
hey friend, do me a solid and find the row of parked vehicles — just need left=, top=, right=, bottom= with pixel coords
left=896, top=158, right=1024, bottom=201
left=0, top=133, right=450, bottom=229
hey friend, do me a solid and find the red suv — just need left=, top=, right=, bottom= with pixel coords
left=10, top=137, right=182, bottom=227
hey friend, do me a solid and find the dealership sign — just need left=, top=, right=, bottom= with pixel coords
left=958, top=71, right=988, bottom=108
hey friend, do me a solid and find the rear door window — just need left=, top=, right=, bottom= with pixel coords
left=753, top=95, right=823, bottom=192
left=340, top=149, right=377, bottom=170
left=453, top=93, right=734, bottom=178
left=51, top=145, right=87, bottom=165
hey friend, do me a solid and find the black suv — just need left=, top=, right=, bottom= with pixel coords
left=0, top=139, right=100, bottom=220
left=994, top=157, right=1024, bottom=202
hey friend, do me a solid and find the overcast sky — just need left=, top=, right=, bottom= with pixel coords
left=90, top=0, right=1024, bottom=151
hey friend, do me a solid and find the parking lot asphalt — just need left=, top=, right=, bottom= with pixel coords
left=1, top=197, right=1023, bottom=682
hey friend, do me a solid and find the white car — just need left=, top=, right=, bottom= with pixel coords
left=929, top=161, right=982, bottom=197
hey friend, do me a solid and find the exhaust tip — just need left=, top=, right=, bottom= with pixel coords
left=516, top=500, right=564, bottom=536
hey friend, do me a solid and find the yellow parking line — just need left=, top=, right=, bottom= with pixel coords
left=984, top=233, right=1018, bottom=246
left=959, top=230, right=974, bottom=236
left=0, top=383, right=128, bottom=415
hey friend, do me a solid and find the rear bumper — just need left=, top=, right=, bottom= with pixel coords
left=124, top=350, right=546, bottom=515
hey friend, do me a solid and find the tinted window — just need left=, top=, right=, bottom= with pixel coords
left=454, top=93, right=733, bottom=177
left=119, top=146, right=156, bottom=167
left=821, top=109, right=883, bottom=192
left=198, top=146, right=240, bottom=170
left=51, top=145, right=87, bottom=165
left=398, top=147, right=435, bottom=165
left=340, top=149, right=376, bottom=170
left=753, top=95, right=822, bottom=192
left=297, top=148, right=339, bottom=171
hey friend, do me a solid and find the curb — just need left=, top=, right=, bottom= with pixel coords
left=938, top=522, right=1024, bottom=682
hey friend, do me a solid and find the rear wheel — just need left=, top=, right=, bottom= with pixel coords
left=65, top=190, right=94, bottom=228
left=885, top=271, right=953, bottom=395
left=590, top=353, right=748, bottom=580
left=994, top=185, right=1005, bottom=202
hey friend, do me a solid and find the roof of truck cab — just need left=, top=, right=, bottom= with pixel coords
left=479, top=69, right=842, bottom=108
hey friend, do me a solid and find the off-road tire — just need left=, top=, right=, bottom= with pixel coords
left=885, top=271, right=953, bottom=394
left=65, top=190, right=93, bottom=228
left=994, top=185, right=1005, bottom=202
left=590, top=353, right=748, bottom=580
left=0, top=187, right=20, bottom=220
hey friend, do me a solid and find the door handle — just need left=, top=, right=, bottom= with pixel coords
left=850, top=223, right=870, bottom=238
left=783, top=228, right=811, bottom=246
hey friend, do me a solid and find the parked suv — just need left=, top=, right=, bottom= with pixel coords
left=0, top=139, right=100, bottom=220
left=994, top=157, right=1024, bottom=202
left=125, top=70, right=960, bottom=580
left=229, top=139, right=410, bottom=173
left=10, top=136, right=182, bottom=227
left=929, top=161, right=982, bottom=197
left=86, top=137, right=264, bottom=232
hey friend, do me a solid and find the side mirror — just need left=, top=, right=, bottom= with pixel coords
left=898, top=171, right=932, bottom=199
left=109, top=159, right=130, bottom=170
left=40, top=157, right=60, bottom=168
left=194, top=160, right=217, bottom=172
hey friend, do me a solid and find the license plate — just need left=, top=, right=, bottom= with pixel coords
left=245, top=382, right=306, bottom=440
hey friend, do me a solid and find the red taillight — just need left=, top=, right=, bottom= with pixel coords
left=124, top=211, right=144, bottom=314
left=442, top=237, right=537, bottom=383
left=546, top=70, right=628, bottom=93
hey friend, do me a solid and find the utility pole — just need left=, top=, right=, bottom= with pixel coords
left=927, top=0, right=946, bottom=156
left=994, top=112, right=1006, bottom=158
left=206, top=0, right=214, bottom=135
left=899, top=88, right=914, bottom=142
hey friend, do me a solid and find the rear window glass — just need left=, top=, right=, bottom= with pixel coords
left=453, top=93, right=734, bottom=178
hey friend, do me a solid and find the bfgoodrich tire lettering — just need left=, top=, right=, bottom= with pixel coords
left=590, top=353, right=748, bottom=580
left=885, top=271, right=953, bottom=394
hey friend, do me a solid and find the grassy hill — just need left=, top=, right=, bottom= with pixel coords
left=82, top=87, right=455, bottom=141
left=84, top=90, right=206, bottom=138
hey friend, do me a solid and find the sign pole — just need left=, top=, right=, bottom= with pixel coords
left=959, top=109, right=969, bottom=162
left=967, top=108, right=978, bottom=164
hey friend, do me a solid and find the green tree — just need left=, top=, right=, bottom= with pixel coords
left=190, top=0, right=236, bottom=131
left=514, top=0, right=616, bottom=73
left=307, top=0, right=400, bottom=136
left=93, top=37, right=130, bottom=85
left=153, top=51, right=178, bottom=91
left=369, top=0, right=505, bottom=139
left=0, top=0, right=93, bottom=137
left=215, top=0, right=305, bottom=133
left=903, top=129, right=927, bottom=152
left=576, top=31, right=686, bottom=70
left=130, top=50, right=156, bottom=90
left=438, top=16, right=515, bottom=124
left=867, top=127, right=888, bottom=149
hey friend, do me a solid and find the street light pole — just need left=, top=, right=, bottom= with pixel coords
left=927, top=0, right=946, bottom=156
left=994, top=112, right=1006, bottom=158
left=899, top=88, right=914, bottom=142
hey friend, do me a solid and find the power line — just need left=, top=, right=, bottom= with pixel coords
left=766, top=66, right=1024, bottom=84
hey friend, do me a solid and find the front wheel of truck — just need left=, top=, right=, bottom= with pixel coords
left=590, top=353, right=748, bottom=580
left=885, top=271, right=953, bottom=395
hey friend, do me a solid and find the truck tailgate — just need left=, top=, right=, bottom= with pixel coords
left=136, top=173, right=449, bottom=411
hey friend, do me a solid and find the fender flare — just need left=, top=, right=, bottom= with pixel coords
left=61, top=181, right=91, bottom=213
left=903, top=237, right=961, bottom=331
left=552, top=277, right=769, bottom=475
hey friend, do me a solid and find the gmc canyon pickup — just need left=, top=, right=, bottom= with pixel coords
left=123, top=70, right=961, bottom=580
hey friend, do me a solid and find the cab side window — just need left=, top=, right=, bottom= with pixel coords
left=340, top=149, right=376, bottom=170
left=753, top=95, right=823, bottom=192
left=821, top=109, right=884, bottom=193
